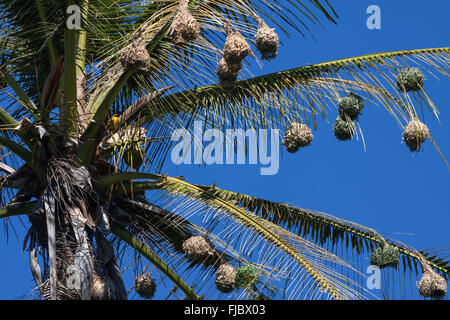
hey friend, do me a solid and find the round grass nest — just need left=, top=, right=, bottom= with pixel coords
left=170, top=0, right=200, bottom=45
left=182, top=236, right=217, bottom=263
left=216, top=58, right=241, bottom=84
left=370, top=244, right=400, bottom=268
left=90, top=273, right=113, bottom=300
left=255, top=18, right=279, bottom=61
left=120, top=42, right=151, bottom=72
left=396, top=68, right=424, bottom=92
left=215, top=263, right=236, bottom=293
left=235, top=265, right=260, bottom=289
left=283, top=123, right=314, bottom=153
left=403, top=119, right=430, bottom=152
left=124, top=145, right=145, bottom=169
left=418, top=268, right=448, bottom=298
left=333, top=116, right=356, bottom=141
left=223, top=25, right=251, bottom=64
left=135, top=273, right=157, bottom=299
left=338, top=93, right=364, bottom=120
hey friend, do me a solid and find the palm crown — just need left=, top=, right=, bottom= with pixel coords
left=0, top=0, right=449, bottom=300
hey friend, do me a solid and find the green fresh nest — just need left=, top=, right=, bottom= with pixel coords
left=134, top=273, right=157, bottom=299
left=338, top=93, right=364, bottom=120
left=370, top=245, right=400, bottom=268
left=235, top=265, right=260, bottom=289
left=333, top=116, right=356, bottom=141
left=396, top=68, right=425, bottom=92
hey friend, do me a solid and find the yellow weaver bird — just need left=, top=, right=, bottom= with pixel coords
left=106, top=114, right=120, bottom=130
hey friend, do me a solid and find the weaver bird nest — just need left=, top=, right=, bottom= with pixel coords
left=396, top=68, right=424, bottom=92
left=338, top=93, right=364, bottom=120
left=215, top=263, right=237, bottom=293
left=216, top=58, right=241, bottom=84
left=182, top=236, right=217, bottom=263
left=235, top=265, right=260, bottom=289
left=170, top=0, right=200, bottom=44
left=283, top=123, right=314, bottom=153
left=254, top=16, right=279, bottom=60
left=90, top=273, right=113, bottom=300
left=333, top=116, right=356, bottom=141
left=223, top=24, right=251, bottom=64
left=402, top=119, right=430, bottom=152
left=370, top=244, right=400, bottom=268
left=135, top=273, right=157, bottom=299
left=120, top=42, right=151, bottom=72
left=418, top=267, right=447, bottom=298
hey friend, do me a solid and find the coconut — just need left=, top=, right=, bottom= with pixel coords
left=370, top=244, right=400, bottom=268
left=333, top=116, right=356, bottom=141
left=254, top=17, right=279, bottom=60
left=216, top=58, right=241, bottom=84
left=338, top=93, right=364, bottom=120
left=170, top=0, right=200, bottom=45
left=90, top=273, right=113, bottom=300
left=283, top=122, right=314, bottom=153
left=215, top=263, right=236, bottom=293
left=235, top=265, right=260, bottom=289
left=223, top=24, right=251, bottom=64
left=402, top=119, right=430, bottom=151
left=120, top=42, right=151, bottom=72
left=182, top=236, right=216, bottom=263
left=135, top=273, right=157, bottom=299
left=396, top=68, right=425, bottom=92
left=418, top=268, right=447, bottom=298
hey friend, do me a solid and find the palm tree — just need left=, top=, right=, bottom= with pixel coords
left=0, top=0, right=448, bottom=300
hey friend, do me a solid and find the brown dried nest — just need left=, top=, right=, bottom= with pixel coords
left=135, top=273, right=157, bottom=299
left=119, top=41, right=151, bottom=72
left=90, top=273, right=113, bottom=300
left=418, top=265, right=447, bottom=298
left=254, top=15, right=279, bottom=60
left=283, top=122, right=314, bottom=153
left=215, top=263, right=236, bottom=293
left=170, top=0, right=200, bottom=45
left=182, top=236, right=217, bottom=264
left=222, top=24, right=251, bottom=64
left=216, top=57, right=241, bottom=84
left=403, top=119, right=430, bottom=151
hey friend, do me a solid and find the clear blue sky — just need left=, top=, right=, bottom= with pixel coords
left=1, top=0, right=449, bottom=300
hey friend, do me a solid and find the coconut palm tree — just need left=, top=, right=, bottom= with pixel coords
left=0, top=0, right=448, bottom=300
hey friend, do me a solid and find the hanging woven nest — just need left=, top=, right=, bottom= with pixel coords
left=170, top=0, right=200, bottom=45
left=418, top=267, right=447, bottom=298
left=124, top=144, right=145, bottom=169
left=215, top=263, right=236, bottom=293
left=216, top=57, right=241, bottom=84
left=403, top=119, right=430, bottom=151
left=396, top=68, right=425, bottom=92
left=333, top=116, right=356, bottom=141
left=135, top=273, right=157, bottom=299
left=223, top=24, right=251, bottom=64
left=254, top=15, right=279, bottom=60
left=235, top=265, right=260, bottom=289
left=90, top=273, right=113, bottom=300
left=120, top=42, right=151, bottom=72
left=370, top=244, right=400, bottom=268
left=338, top=93, right=364, bottom=120
left=182, top=236, right=217, bottom=263
left=283, top=122, right=314, bottom=153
